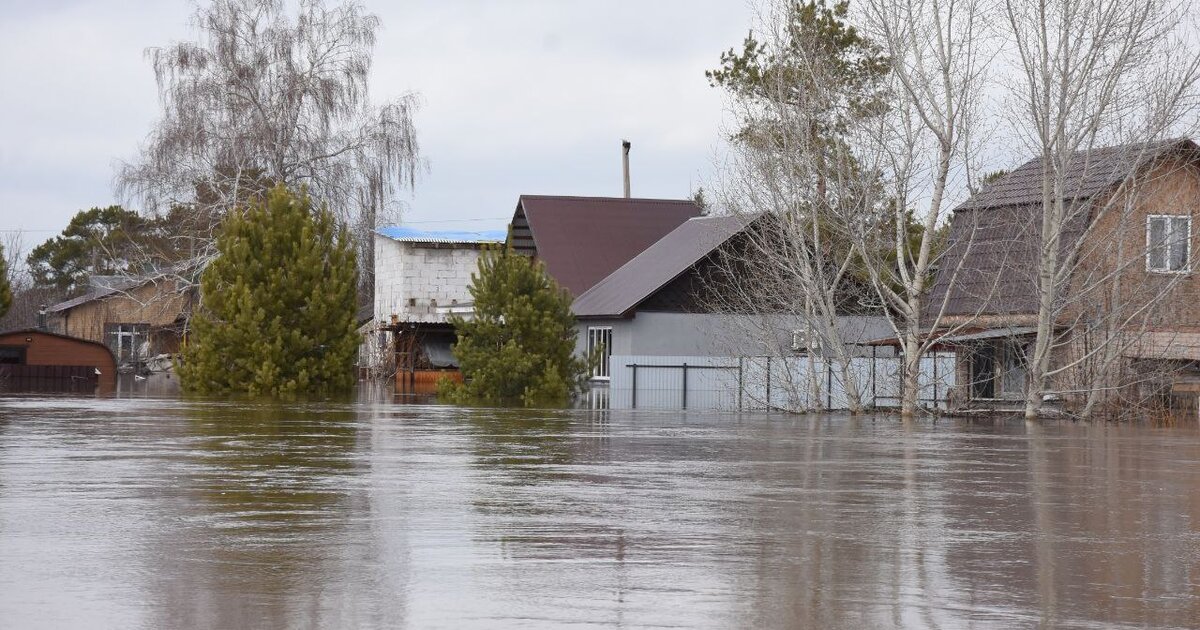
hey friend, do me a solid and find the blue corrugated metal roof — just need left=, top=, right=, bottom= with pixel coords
left=376, top=226, right=507, bottom=244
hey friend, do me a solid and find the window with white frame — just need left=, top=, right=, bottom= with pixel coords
left=587, top=327, right=613, bottom=380
left=1147, top=215, right=1191, bottom=273
left=104, top=322, right=150, bottom=365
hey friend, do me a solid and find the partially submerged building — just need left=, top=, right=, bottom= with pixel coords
left=45, top=269, right=195, bottom=370
left=571, top=214, right=895, bottom=410
left=928, top=138, right=1200, bottom=414
left=370, top=226, right=506, bottom=389
left=0, top=329, right=117, bottom=393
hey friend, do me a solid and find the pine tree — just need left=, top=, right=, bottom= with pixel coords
left=441, top=246, right=588, bottom=407
left=178, top=185, right=359, bottom=396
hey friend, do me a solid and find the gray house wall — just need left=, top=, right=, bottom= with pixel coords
left=570, top=311, right=955, bottom=412
left=574, top=311, right=894, bottom=360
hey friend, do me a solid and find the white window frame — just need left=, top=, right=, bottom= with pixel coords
left=1146, top=214, right=1192, bottom=274
left=105, top=322, right=150, bottom=364
left=587, top=326, right=613, bottom=380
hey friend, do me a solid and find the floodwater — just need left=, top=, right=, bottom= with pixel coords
left=1, top=398, right=1199, bottom=630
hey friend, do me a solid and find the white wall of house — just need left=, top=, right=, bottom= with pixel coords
left=363, top=236, right=491, bottom=375
left=374, top=238, right=485, bottom=326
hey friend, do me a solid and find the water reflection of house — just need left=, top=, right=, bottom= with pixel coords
left=927, top=139, right=1200, bottom=413
left=45, top=269, right=196, bottom=370
left=369, top=226, right=506, bottom=390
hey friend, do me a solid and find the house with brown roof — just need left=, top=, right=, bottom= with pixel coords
left=928, top=138, right=1200, bottom=412
left=508, top=195, right=703, bottom=296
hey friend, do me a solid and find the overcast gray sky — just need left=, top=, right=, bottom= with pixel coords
left=0, top=0, right=753, bottom=248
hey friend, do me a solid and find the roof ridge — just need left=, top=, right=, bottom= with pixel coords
left=960, top=137, right=1199, bottom=211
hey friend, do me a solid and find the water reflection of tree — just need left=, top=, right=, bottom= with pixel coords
left=148, top=400, right=378, bottom=630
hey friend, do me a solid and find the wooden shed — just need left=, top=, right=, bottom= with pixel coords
left=0, top=329, right=117, bottom=394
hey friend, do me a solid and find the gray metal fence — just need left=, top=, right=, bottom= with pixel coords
left=595, top=352, right=955, bottom=412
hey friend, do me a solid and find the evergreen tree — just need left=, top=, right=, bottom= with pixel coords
left=0, top=243, right=11, bottom=320
left=707, top=0, right=889, bottom=147
left=178, top=185, right=359, bottom=396
left=27, top=206, right=161, bottom=293
left=441, top=246, right=588, bottom=407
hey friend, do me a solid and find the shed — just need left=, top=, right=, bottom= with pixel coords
left=0, top=329, right=117, bottom=393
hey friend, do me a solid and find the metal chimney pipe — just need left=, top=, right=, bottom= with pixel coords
left=37, top=304, right=47, bottom=331
left=621, top=140, right=631, bottom=198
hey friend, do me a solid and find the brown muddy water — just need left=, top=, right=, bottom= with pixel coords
left=0, top=398, right=1198, bottom=629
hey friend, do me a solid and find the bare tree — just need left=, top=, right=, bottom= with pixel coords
left=117, top=0, right=421, bottom=291
left=852, top=0, right=993, bottom=418
left=1002, top=0, right=1200, bottom=419
left=707, top=0, right=891, bottom=413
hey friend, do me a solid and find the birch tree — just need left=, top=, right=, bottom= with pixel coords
left=1002, top=0, right=1200, bottom=419
left=853, top=0, right=992, bottom=418
left=117, top=0, right=421, bottom=292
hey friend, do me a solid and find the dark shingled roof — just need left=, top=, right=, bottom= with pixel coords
left=959, top=138, right=1194, bottom=210
left=929, top=138, right=1200, bottom=319
left=511, top=195, right=702, bottom=296
left=572, top=214, right=751, bottom=318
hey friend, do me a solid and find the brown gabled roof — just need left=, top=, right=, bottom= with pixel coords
left=510, top=195, right=702, bottom=296
left=928, top=138, right=1200, bottom=319
left=572, top=214, right=751, bottom=318
left=959, top=138, right=1196, bottom=210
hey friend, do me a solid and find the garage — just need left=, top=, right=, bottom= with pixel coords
left=0, top=329, right=117, bottom=394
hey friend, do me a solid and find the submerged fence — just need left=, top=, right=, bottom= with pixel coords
left=590, top=352, right=955, bottom=412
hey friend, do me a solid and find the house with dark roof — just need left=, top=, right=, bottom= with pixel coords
left=508, top=195, right=703, bottom=296
left=928, top=138, right=1200, bottom=411
left=570, top=214, right=893, bottom=408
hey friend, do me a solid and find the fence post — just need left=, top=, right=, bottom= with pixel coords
left=765, top=356, right=772, bottom=411
left=631, top=364, right=638, bottom=409
left=932, top=352, right=939, bottom=411
left=682, top=363, right=688, bottom=410
left=826, top=360, right=833, bottom=410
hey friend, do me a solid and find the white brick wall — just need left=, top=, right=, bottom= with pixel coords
left=374, top=238, right=484, bottom=325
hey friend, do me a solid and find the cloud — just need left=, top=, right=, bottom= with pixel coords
left=0, top=0, right=751, bottom=240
